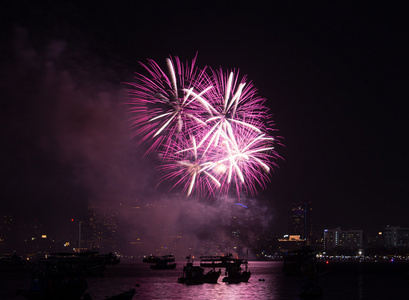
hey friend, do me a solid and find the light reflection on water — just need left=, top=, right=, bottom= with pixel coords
left=4, top=260, right=409, bottom=299
left=86, top=261, right=409, bottom=300
left=86, top=261, right=301, bottom=300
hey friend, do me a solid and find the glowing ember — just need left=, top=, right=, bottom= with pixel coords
left=127, top=54, right=282, bottom=197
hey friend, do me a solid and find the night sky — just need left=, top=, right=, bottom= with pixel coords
left=1, top=1, right=408, bottom=248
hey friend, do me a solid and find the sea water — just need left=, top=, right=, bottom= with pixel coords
left=2, top=261, right=409, bottom=299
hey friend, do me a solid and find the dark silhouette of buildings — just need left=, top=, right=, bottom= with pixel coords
left=288, top=201, right=312, bottom=244
left=382, top=225, right=409, bottom=247
left=81, top=206, right=119, bottom=252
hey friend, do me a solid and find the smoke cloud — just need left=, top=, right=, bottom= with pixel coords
left=1, top=25, right=275, bottom=256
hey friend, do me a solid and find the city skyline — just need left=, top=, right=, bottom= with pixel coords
left=2, top=201, right=408, bottom=258
left=1, top=2, right=408, bottom=250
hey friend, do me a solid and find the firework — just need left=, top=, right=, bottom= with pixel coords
left=159, top=135, right=222, bottom=197
left=127, top=55, right=282, bottom=197
left=126, top=54, right=213, bottom=154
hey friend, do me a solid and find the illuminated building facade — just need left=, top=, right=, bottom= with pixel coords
left=277, top=235, right=306, bottom=252
left=382, top=225, right=409, bottom=247
left=323, top=227, right=363, bottom=251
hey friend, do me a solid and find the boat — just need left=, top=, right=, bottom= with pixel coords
left=144, top=254, right=176, bottom=269
left=199, top=253, right=251, bottom=283
left=200, top=253, right=249, bottom=267
left=178, top=256, right=221, bottom=284
left=200, top=253, right=239, bottom=268
left=222, top=259, right=251, bottom=283
left=46, top=251, right=106, bottom=277
left=161, top=254, right=176, bottom=262
left=142, top=255, right=161, bottom=263
left=149, top=255, right=176, bottom=269
left=143, top=254, right=175, bottom=263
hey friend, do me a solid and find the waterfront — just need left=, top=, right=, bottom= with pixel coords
left=2, top=260, right=409, bottom=299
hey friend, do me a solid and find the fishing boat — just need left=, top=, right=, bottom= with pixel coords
left=145, top=254, right=176, bottom=269
left=143, top=254, right=175, bottom=264
left=200, top=253, right=238, bottom=268
left=178, top=256, right=221, bottom=284
left=46, top=251, right=106, bottom=277
left=222, top=259, right=251, bottom=283
left=200, top=253, right=251, bottom=283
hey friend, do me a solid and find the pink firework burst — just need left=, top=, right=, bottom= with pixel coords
left=127, top=55, right=283, bottom=198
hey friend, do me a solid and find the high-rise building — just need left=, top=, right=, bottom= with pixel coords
left=288, top=201, right=312, bottom=243
left=82, top=206, right=119, bottom=252
left=382, top=225, right=409, bottom=247
left=323, top=227, right=363, bottom=252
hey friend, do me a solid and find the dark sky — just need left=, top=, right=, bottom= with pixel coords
left=1, top=1, right=408, bottom=244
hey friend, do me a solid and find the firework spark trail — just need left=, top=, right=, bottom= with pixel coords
left=159, top=135, right=222, bottom=197
left=192, top=69, right=271, bottom=154
left=207, top=69, right=270, bottom=130
left=126, top=54, right=213, bottom=155
left=127, top=55, right=282, bottom=197
left=215, top=128, right=278, bottom=196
